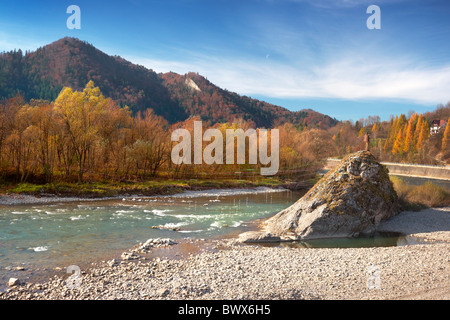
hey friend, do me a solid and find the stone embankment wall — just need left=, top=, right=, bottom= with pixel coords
left=324, top=159, right=450, bottom=181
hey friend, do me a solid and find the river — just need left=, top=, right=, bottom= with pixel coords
left=0, top=188, right=300, bottom=281
left=0, top=175, right=443, bottom=291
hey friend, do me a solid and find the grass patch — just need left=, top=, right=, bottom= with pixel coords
left=5, top=176, right=303, bottom=198
left=9, top=182, right=119, bottom=197
left=390, top=176, right=450, bottom=209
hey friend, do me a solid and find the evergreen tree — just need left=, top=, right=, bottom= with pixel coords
left=403, top=113, right=418, bottom=154
left=371, top=122, right=378, bottom=134
left=384, top=115, right=398, bottom=152
left=358, top=128, right=365, bottom=137
left=416, top=119, right=430, bottom=151
left=414, top=114, right=424, bottom=148
left=392, top=124, right=406, bottom=158
left=442, top=117, right=450, bottom=153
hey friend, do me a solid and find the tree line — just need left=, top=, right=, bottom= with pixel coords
left=0, top=81, right=333, bottom=184
left=2, top=81, right=448, bottom=185
left=330, top=107, right=450, bottom=164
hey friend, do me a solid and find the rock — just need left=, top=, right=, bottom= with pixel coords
left=238, top=232, right=283, bottom=243
left=240, top=151, right=400, bottom=242
left=13, top=266, right=25, bottom=271
left=8, top=278, right=21, bottom=287
left=152, top=225, right=181, bottom=231
left=156, top=288, right=170, bottom=297
left=107, top=259, right=118, bottom=267
left=121, top=251, right=139, bottom=260
left=137, top=238, right=178, bottom=252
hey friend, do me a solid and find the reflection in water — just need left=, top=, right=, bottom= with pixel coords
left=390, top=175, right=450, bottom=189
left=258, top=232, right=427, bottom=249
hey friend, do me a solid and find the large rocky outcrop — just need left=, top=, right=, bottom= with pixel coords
left=239, top=151, right=401, bottom=242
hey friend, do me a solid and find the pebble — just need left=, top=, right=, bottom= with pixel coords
left=8, top=278, right=20, bottom=288
left=1, top=238, right=449, bottom=300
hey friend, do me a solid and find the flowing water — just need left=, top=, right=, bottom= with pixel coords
left=0, top=185, right=429, bottom=291
left=0, top=188, right=300, bottom=271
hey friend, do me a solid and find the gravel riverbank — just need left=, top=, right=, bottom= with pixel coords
left=1, top=207, right=449, bottom=300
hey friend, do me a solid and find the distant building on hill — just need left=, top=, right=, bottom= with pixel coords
left=430, top=120, right=447, bottom=135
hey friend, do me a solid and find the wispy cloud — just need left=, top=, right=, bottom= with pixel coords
left=311, top=58, right=450, bottom=103
left=130, top=53, right=450, bottom=105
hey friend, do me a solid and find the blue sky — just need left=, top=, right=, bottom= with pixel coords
left=1, top=0, right=450, bottom=121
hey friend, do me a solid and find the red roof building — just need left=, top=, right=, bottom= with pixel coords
left=430, top=119, right=447, bottom=135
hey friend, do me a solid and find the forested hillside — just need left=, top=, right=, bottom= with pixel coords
left=0, top=37, right=338, bottom=128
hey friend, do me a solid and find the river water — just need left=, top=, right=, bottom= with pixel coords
left=0, top=180, right=435, bottom=290
left=0, top=188, right=300, bottom=272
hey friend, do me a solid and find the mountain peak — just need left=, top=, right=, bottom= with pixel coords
left=38, top=37, right=93, bottom=53
left=0, top=37, right=339, bottom=128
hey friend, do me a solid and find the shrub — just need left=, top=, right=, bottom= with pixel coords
left=409, top=182, right=450, bottom=207
left=390, top=176, right=450, bottom=209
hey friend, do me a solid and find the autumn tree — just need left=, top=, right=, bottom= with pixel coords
left=127, top=109, right=169, bottom=177
left=392, top=124, right=406, bottom=158
left=168, top=116, right=202, bottom=178
left=384, top=114, right=406, bottom=155
left=278, top=123, right=303, bottom=175
left=0, top=95, right=24, bottom=173
left=54, top=81, right=109, bottom=182
left=441, top=118, right=450, bottom=162
left=95, top=99, right=132, bottom=179
left=330, top=121, right=358, bottom=157
left=371, top=122, right=378, bottom=136
left=297, top=128, right=335, bottom=166
left=416, top=118, right=430, bottom=151
left=6, top=105, right=32, bottom=180
left=403, top=113, right=418, bottom=158
left=15, top=102, right=56, bottom=182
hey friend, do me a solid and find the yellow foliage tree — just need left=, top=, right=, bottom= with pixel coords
left=442, top=117, right=450, bottom=153
left=403, top=113, right=418, bottom=154
left=416, top=118, right=430, bottom=151
left=54, top=81, right=109, bottom=182
left=371, top=122, right=378, bottom=134
left=414, top=114, right=424, bottom=147
left=384, top=114, right=406, bottom=152
left=392, top=124, right=406, bottom=158
left=358, top=128, right=365, bottom=137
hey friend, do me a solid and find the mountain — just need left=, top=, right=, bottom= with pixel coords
left=0, top=37, right=338, bottom=128
left=0, top=37, right=186, bottom=122
left=162, top=72, right=338, bottom=128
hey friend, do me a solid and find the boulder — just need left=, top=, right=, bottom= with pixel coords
left=239, top=151, right=400, bottom=242
left=8, top=278, right=21, bottom=287
left=238, top=231, right=283, bottom=243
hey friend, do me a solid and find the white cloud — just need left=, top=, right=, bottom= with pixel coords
left=129, top=53, right=450, bottom=106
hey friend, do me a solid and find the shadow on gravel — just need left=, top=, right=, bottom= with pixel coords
left=377, top=208, right=450, bottom=236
